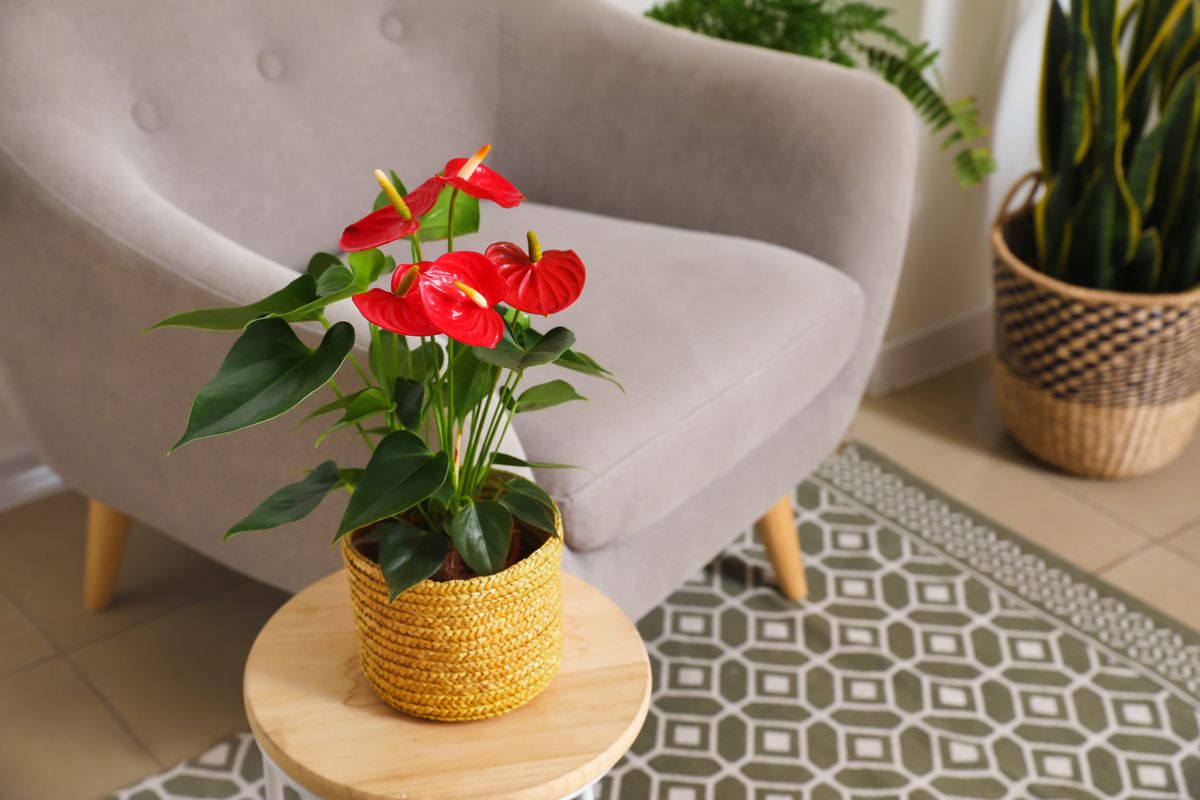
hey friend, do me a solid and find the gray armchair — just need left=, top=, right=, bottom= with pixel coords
left=0, top=0, right=915, bottom=619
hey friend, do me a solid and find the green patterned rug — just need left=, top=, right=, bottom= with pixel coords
left=106, top=443, right=1200, bottom=800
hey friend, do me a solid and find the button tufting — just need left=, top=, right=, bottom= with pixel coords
left=380, top=12, right=404, bottom=42
left=132, top=99, right=159, bottom=131
left=257, top=51, right=284, bottom=80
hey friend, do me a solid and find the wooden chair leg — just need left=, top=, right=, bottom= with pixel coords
left=755, top=494, right=808, bottom=601
left=83, top=499, right=131, bottom=611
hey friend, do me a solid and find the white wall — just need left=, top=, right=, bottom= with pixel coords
left=604, top=0, right=1045, bottom=392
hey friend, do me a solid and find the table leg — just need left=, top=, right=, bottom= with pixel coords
left=263, top=756, right=285, bottom=800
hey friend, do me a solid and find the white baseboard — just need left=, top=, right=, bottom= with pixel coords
left=0, top=448, right=64, bottom=514
left=868, top=304, right=994, bottom=395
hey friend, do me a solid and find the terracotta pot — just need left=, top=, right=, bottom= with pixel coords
left=341, top=474, right=564, bottom=721
left=992, top=172, right=1200, bottom=478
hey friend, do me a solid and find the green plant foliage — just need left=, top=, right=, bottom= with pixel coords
left=224, top=460, right=344, bottom=538
left=172, top=318, right=355, bottom=449
left=1036, top=0, right=1200, bottom=292
left=335, top=430, right=450, bottom=540
left=645, top=0, right=995, bottom=187
left=447, top=499, right=513, bottom=576
left=372, top=520, right=449, bottom=600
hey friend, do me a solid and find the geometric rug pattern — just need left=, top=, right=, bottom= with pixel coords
left=106, top=443, right=1200, bottom=800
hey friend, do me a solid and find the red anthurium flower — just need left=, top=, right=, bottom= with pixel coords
left=339, top=172, right=443, bottom=252
left=485, top=231, right=586, bottom=315
left=419, top=251, right=510, bottom=347
left=439, top=144, right=525, bottom=208
left=351, top=262, right=440, bottom=336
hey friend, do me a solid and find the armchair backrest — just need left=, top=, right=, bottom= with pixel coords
left=0, top=0, right=501, bottom=265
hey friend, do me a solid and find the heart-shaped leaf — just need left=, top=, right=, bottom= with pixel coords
left=503, top=476, right=557, bottom=511
left=556, top=348, right=623, bottom=390
left=173, top=318, right=355, bottom=449
left=306, top=252, right=344, bottom=279
left=149, top=275, right=318, bottom=331
left=515, top=380, right=586, bottom=413
left=316, top=388, right=394, bottom=446
left=498, top=490, right=557, bottom=535
left=470, top=326, right=576, bottom=373
left=415, top=185, right=481, bottom=242
left=393, top=378, right=424, bottom=430
left=374, top=520, right=448, bottom=601
left=277, top=248, right=387, bottom=321
left=224, top=460, right=342, bottom=538
left=447, top=499, right=513, bottom=576
left=335, top=430, right=449, bottom=539
left=315, top=265, right=355, bottom=296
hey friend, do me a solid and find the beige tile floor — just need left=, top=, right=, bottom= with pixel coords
left=1, top=355, right=1198, bottom=799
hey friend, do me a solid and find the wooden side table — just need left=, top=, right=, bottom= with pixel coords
left=244, top=570, right=652, bottom=800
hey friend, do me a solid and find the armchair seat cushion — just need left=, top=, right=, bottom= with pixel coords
left=469, top=203, right=864, bottom=551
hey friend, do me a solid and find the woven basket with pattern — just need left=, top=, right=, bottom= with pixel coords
left=992, top=173, right=1200, bottom=478
left=341, top=482, right=563, bottom=722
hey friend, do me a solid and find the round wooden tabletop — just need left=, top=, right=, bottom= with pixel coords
left=244, top=570, right=652, bottom=800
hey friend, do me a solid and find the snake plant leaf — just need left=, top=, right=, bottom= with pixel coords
left=315, top=388, right=394, bottom=447
left=224, top=460, right=342, bottom=539
left=173, top=319, right=355, bottom=449
left=1040, top=0, right=1070, bottom=176
left=149, top=274, right=319, bottom=331
left=374, top=520, right=448, bottom=601
left=514, top=380, right=587, bottom=413
left=1129, top=67, right=1199, bottom=213
left=1128, top=228, right=1164, bottom=291
left=447, top=499, right=513, bottom=576
left=1125, top=0, right=1192, bottom=151
left=1165, top=28, right=1200, bottom=97
left=335, top=430, right=449, bottom=540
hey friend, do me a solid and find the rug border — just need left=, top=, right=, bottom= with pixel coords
left=825, top=441, right=1200, bottom=699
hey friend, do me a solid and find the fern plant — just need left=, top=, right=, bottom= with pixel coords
left=1036, top=0, right=1200, bottom=293
left=645, top=0, right=995, bottom=187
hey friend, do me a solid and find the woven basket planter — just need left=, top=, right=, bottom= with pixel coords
left=992, top=173, right=1200, bottom=478
left=341, top=487, right=564, bottom=722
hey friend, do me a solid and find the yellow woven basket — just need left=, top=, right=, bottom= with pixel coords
left=993, top=173, right=1200, bottom=478
left=341, top=485, right=564, bottom=722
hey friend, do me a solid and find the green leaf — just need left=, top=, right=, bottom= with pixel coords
left=502, top=475, right=557, bottom=509
left=522, top=327, right=576, bottom=368
left=315, top=265, right=354, bottom=296
left=1129, top=67, right=1198, bottom=214
left=300, top=389, right=365, bottom=424
left=447, top=347, right=499, bottom=422
left=149, top=275, right=318, bottom=331
left=555, top=348, right=624, bottom=390
left=471, top=326, right=576, bottom=372
left=372, top=170, right=409, bottom=211
left=393, top=378, right=424, bottom=430
left=224, top=460, right=342, bottom=538
left=515, top=379, right=587, bottom=413
left=276, top=249, right=386, bottom=321
left=316, top=388, right=394, bottom=446
left=335, top=430, right=449, bottom=539
left=306, top=252, right=343, bottom=279
left=337, top=468, right=364, bottom=490
left=173, top=319, right=354, bottom=449
left=415, top=186, right=481, bottom=242
left=498, top=490, right=557, bottom=535
left=471, top=336, right=525, bottom=370
left=491, top=452, right=583, bottom=471
left=447, top=499, right=513, bottom=576
left=374, top=520, right=447, bottom=601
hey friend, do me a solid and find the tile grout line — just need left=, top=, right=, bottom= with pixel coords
left=879, top=394, right=1168, bottom=546
left=0, top=579, right=165, bottom=769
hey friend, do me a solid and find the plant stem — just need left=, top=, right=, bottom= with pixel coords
left=327, top=378, right=375, bottom=451
left=446, top=188, right=460, bottom=252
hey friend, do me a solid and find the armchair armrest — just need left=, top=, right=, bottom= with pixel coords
left=497, top=0, right=918, bottom=364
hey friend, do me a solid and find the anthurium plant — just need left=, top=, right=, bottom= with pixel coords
left=154, top=145, right=614, bottom=599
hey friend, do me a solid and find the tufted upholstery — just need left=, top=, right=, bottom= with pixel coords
left=0, top=0, right=916, bottom=618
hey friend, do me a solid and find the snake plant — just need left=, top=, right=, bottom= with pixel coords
left=645, top=0, right=995, bottom=187
left=1037, top=0, right=1200, bottom=293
